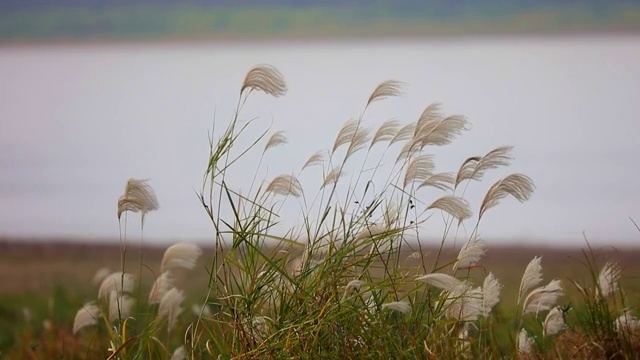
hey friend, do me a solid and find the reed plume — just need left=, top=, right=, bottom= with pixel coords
left=332, top=118, right=360, bottom=155
left=302, top=150, right=326, bottom=171
left=161, top=243, right=203, bottom=273
left=543, top=307, right=566, bottom=336
left=403, top=154, right=435, bottom=188
left=479, top=173, right=535, bottom=219
left=444, top=282, right=483, bottom=321
left=322, top=167, right=344, bottom=188
left=517, top=328, right=534, bottom=354
left=454, top=235, right=486, bottom=271
left=149, top=271, right=174, bottom=304
left=455, top=146, right=513, bottom=187
left=482, top=273, right=502, bottom=316
left=518, top=256, right=543, bottom=305
left=98, top=272, right=135, bottom=299
left=381, top=301, right=411, bottom=315
left=345, top=125, right=371, bottom=160
left=266, top=174, right=303, bottom=197
left=419, top=172, right=455, bottom=191
left=241, top=64, right=287, bottom=97
left=389, top=123, right=416, bottom=146
left=158, top=287, right=185, bottom=332
left=414, top=114, right=469, bottom=147
left=366, top=80, right=404, bottom=107
left=427, top=195, right=472, bottom=221
left=370, top=119, right=400, bottom=148
left=522, top=279, right=564, bottom=314
left=264, top=131, right=288, bottom=152
left=117, top=178, right=160, bottom=224
left=108, top=291, right=135, bottom=323
left=72, top=302, right=101, bottom=335
left=597, top=261, right=621, bottom=298
left=416, top=273, right=462, bottom=292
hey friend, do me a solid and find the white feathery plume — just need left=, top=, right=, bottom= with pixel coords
left=389, top=123, right=416, bottom=146
left=322, top=167, right=344, bottom=188
left=454, top=235, right=486, bottom=272
left=91, top=267, right=112, bottom=286
left=414, top=103, right=443, bottom=135
left=444, top=282, right=483, bottom=321
left=161, top=243, right=203, bottom=273
left=455, top=156, right=481, bottom=188
left=158, top=288, right=185, bottom=332
left=523, top=279, right=564, bottom=314
left=302, top=150, right=326, bottom=171
left=149, top=271, right=174, bottom=305
left=615, top=311, right=640, bottom=333
left=343, top=280, right=366, bottom=299
left=416, top=273, right=462, bottom=292
left=518, top=328, right=534, bottom=355
left=543, top=307, right=566, bottom=337
left=597, top=262, right=621, bottom=298
left=264, top=131, right=288, bottom=152
left=117, top=178, right=160, bottom=223
left=418, top=172, right=455, bottom=191
left=108, top=291, right=135, bottom=323
left=98, top=272, right=135, bottom=299
left=381, top=301, right=411, bottom=315
left=456, top=146, right=513, bottom=186
left=171, top=345, right=187, bottom=360
left=414, top=114, right=469, bottom=147
left=345, top=125, right=371, bottom=160
left=426, top=195, right=472, bottom=221
left=518, top=256, right=544, bottom=305
left=479, top=173, right=535, bottom=219
left=241, top=64, right=287, bottom=97
left=265, top=174, right=303, bottom=197
left=370, top=119, right=400, bottom=148
left=482, top=272, right=502, bottom=316
left=403, top=154, right=435, bottom=188
left=332, top=118, right=360, bottom=154
left=354, top=224, right=389, bottom=243
left=72, top=302, right=101, bottom=334
left=192, top=303, right=213, bottom=318
left=366, top=80, right=404, bottom=107
left=395, top=138, right=421, bottom=164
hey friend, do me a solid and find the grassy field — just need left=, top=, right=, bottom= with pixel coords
left=1, top=64, right=639, bottom=359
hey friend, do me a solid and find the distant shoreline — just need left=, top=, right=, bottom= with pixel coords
left=2, top=28, right=640, bottom=48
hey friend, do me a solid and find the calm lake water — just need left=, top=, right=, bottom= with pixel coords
left=1, top=36, right=639, bottom=246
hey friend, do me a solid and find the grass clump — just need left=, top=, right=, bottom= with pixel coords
left=3, top=64, right=639, bottom=360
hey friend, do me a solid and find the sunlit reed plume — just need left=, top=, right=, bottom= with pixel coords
left=108, top=291, right=135, bottom=323
left=403, top=154, right=435, bottom=188
left=381, top=301, right=411, bottom=315
left=322, top=167, right=344, bottom=188
left=518, top=256, right=543, bottom=305
left=92, top=267, right=112, bottom=286
left=158, top=287, right=185, bottom=332
left=161, top=243, right=203, bottom=273
left=301, top=150, right=326, bottom=171
left=523, top=279, right=564, bottom=314
left=241, top=64, right=287, bottom=97
left=370, top=119, right=400, bottom=148
left=265, top=174, right=303, bottom=197
left=332, top=118, right=360, bottom=155
left=171, top=346, right=186, bottom=360
left=455, top=146, right=513, bottom=187
left=444, top=282, right=483, bottom=321
left=518, top=328, right=534, bottom=354
left=479, top=173, right=535, bottom=219
left=482, top=273, right=502, bottom=316
left=454, top=236, right=486, bottom=271
left=72, top=302, right=101, bottom=334
left=616, top=311, right=640, bottom=333
left=427, top=195, right=472, bottom=221
left=98, top=272, right=135, bottom=299
left=149, top=271, right=174, bottom=304
left=264, top=131, right=288, bottom=152
left=366, top=80, right=404, bottom=107
left=543, top=307, right=566, bottom=337
left=117, top=178, right=160, bottom=224
left=597, top=261, right=621, bottom=298
left=416, top=273, right=462, bottom=292
left=419, top=172, right=455, bottom=191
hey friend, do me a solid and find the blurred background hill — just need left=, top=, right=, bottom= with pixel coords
left=1, top=0, right=639, bottom=42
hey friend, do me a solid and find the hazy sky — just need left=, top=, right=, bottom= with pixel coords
left=1, top=36, right=639, bottom=246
